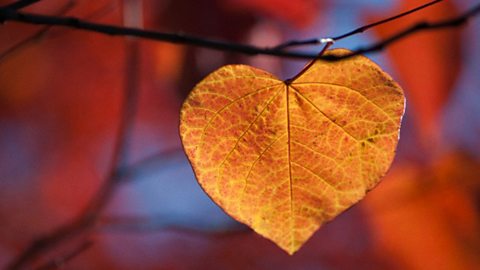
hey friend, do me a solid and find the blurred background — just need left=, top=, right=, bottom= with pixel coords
left=0, top=0, right=479, bottom=269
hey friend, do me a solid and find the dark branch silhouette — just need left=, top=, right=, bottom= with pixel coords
left=274, top=0, right=444, bottom=49
left=0, top=0, right=75, bottom=61
left=0, top=1, right=479, bottom=60
left=35, top=241, right=93, bottom=270
left=0, top=0, right=40, bottom=10
left=5, top=18, right=142, bottom=270
left=3, top=0, right=480, bottom=269
left=324, top=3, right=480, bottom=61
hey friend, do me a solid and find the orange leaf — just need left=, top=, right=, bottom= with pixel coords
left=180, top=49, right=405, bottom=254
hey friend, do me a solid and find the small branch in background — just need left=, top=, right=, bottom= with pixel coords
left=324, top=3, right=480, bottom=61
left=6, top=220, right=92, bottom=270
left=5, top=149, right=185, bottom=270
left=79, top=19, right=142, bottom=224
left=274, top=0, right=444, bottom=49
left=333, top=0, right=444, bottom=41
left=0, top=0, right=40, bottom=10
left=0, top=8, right=318, bottom=59
left=6, top=2, right=143, bottom=269
left=0, top=1, right=120, bottom=62
left=1, top=1, right=479, bottom=61
left=35, top=241, right=93, bottom=270
left=0, top=0, right=75, bottom=62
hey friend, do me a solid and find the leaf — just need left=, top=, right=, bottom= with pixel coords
left=180, top=49, right=405, bottom=254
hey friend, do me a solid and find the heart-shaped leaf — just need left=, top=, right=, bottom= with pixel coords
left=180, top=49, right=405, bottom=254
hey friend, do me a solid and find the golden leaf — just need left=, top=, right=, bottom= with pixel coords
left=180, top=49, right=405, bottom=254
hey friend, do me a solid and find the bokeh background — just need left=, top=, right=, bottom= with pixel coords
left=1, top=0, right=479, bottom=269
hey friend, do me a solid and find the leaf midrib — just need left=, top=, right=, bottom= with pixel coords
left=285, top=84, right=295, bottom=253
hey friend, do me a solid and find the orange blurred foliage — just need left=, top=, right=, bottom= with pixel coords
left=366, top=0, right=462, bottom=151
left=364, top=151, right=480, bottom=269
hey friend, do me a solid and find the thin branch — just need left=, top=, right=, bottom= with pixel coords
left=323, top=3, right=480, bottom=61
left=0, top=0, right=75, bottom=62
left=1, top=2, right=479, bottom=61
left=0, top=0, right=120, bottom=62
left=274, top=0, right=444, bottom=49
left=0, top=8, right=318, bottom=59
left=6, top=149, right=183, bottom=269
left=79, top=40, right=141, bottom=222
left=97, top=215, right=249, bottom=234
left=35, top=241, right=93, bottom=270
left=0, top=0, right=40, bottom=10
left=6, top=17, right=142, bottom=270
left=6, top=220, right=91, bottom=270
left=333, top=0, right=444, bottom=41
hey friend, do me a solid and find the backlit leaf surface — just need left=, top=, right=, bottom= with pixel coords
left=180, top=49, right=405, bottom=254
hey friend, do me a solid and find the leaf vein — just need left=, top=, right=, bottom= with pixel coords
left=290, top=161, right=345, bottom=193
left=292, top=81, right=395, bottom=122
left=289, top=85, right=360, bottom=141
left=198, top=75, right=279, bottom=86
left=215, top=87, right=284, bottom=196
left=198, top=82, right=283, bottom=148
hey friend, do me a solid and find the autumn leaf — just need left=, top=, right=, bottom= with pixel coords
left=180, top=49, right=405, bottom=254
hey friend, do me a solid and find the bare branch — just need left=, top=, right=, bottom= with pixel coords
left=323, top=3, right=480, bottom=61
left=0, top=0, right=41, bottom=10
left=6, top=13, right=142, bottom=270
left=6, top=220, right=92, bottom=270
left=0, top=8, right=318, bottom=59
left=333, top=0, right=444, bottom=41
left=1, top=1, right=479, bottom=61
left=0, top=0, right=75, bottom=62
left=98, top=215, right=249, bottom=234
left=35, top=241, right=93, bottom=270
left=5, top=149, right=182, bottom=270
left=274, top=0, right=444, bottom=49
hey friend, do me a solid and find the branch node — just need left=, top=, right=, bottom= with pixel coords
left=319, top=38, right=335, bottom=44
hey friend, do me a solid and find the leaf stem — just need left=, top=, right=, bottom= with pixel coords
left=285, top=41, right=334, bottom=84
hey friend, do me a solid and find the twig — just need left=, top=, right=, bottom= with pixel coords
left=35, top=241, right=93, bottom=270
left=0, top=8, right=318, bottom=59
left=6, top=221, right=92, bottom=270
left=6, top=149, right=184, bottom=268
left=6, top=15, right=142, bottom=270
left=285, top=40, right=334, bottom=83
left=0, top=0, right=75, bottom=62
left=274, top=0, right=444, bottom=49
left=1, top=2, right=479, bottom=61
left=0, top=1, right=120, bottom=62
left=323, top=3, right=480, bottom=61
left=332, top=0, right=444, bottom=41
left=97, top=215, right=249, bottom=234
left=0, top=0, right=40, bottom=10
